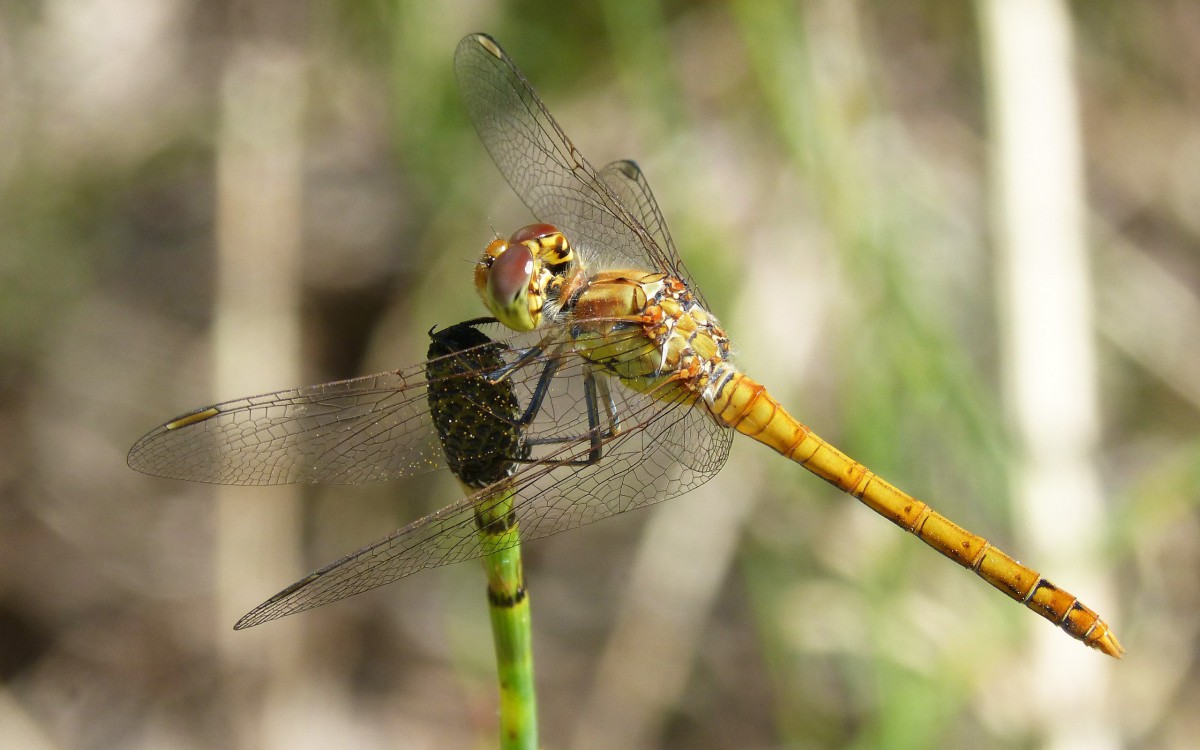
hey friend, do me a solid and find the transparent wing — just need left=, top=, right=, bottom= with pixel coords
left=139, top=34, right=741, bottom=627
left=596, top=159, right=710, bottom=309
left=454, top=33, right=695, bottom=287
left=128, top=324, right=730, bottom=485
left=234, top=337, right=733, bottom=627
left=128, top=325, right=538, bottom=486
left=127, top=369, right=447, bottom=485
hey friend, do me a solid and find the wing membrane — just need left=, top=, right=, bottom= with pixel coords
left=455, top=33, right=693, bottom=286
left=128, top=369, right=445, bottom=485
left=132, top=34, right=740, bottom=628
left=596, top=158, right=709, bottom=308
left=129, top=328, right=541, bottom=486
left=235, top=359, right=731, bottom=627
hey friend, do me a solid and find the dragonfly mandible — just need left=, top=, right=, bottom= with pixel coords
left=128, top=33, right=1122, bottom=658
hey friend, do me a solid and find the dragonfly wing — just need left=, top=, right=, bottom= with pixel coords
left=127, top=322, right=572, bottom=486
left=234, top=488, right=506, bottom=628
left=595, top=160, right=678, bottom=261
left=127, top=367, right=449, bottom=485
left=595, top=159, right=710, bottom=309
left=235, top=331, right=734, bottom=627
left=455, top=33, right=686, bottom=281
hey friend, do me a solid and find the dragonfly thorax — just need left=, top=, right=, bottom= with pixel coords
left=571, top=270, right=736, bottom=406
left=476, top=223, right=579, bottom=331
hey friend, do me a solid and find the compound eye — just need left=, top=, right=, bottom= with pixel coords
left=509, top=223, right=559, bottom=244
left=488, top=242, right=534, bottom=304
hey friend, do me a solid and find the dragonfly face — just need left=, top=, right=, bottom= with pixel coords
left=475, top=223, right=579, bottom=331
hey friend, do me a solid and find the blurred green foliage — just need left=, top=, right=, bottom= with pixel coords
left=0, top=1, right=1197, bottom=749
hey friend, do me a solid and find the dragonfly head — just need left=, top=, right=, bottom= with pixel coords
left=476, top=223, right=574, bottom=331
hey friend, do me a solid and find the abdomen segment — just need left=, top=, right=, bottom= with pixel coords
left=708, top=372, right=1124, bottom=658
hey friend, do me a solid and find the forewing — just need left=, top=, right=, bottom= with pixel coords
left=234, top=328, right=734, bottom=627
left=127, top=368, right=449, bottom=485
left=128, top=327, right=543, bottom=485
left=455, top=33, right=685, bottom=280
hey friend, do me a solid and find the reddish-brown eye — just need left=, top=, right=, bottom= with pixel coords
left=488, top=242, right=534, bottom=303
left=509, top=223, right=559, bottom=244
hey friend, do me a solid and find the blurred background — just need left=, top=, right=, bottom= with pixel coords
left=1, top=1, right=1197, bottom=748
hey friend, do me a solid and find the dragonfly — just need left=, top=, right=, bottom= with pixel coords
left=128, top=32, right=1123, bottom=658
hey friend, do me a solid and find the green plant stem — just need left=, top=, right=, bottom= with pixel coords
left=474, top=486, right=537, bottom=750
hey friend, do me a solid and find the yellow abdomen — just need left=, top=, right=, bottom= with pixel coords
left=706, top=371, right=1124, bottom=658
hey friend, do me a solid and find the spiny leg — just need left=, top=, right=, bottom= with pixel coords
left=522, top=368, right=616, bottom=467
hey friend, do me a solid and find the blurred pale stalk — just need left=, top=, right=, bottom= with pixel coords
left=1096, top=232, right=1200, bottom=411
left=214, top=41, right=307, bottom=748
left=978, top=1, right=1118, bottom=748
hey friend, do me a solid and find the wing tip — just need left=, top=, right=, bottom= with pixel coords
left=463, top=32, right=503, bottom=60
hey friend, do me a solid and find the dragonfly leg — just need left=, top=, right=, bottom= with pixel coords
left=594, top=373, right=621, bottom=435
left=580, top=368, right=604, bottom=464
left=484, top=341, right=616, bottom=466
left=515, top=355, right=562, bottom=427
left=487, top=344, right=545, bottom=385
left=487, top=333, right=581, bottom=432
left=520, top=368, right=616, bottom=467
